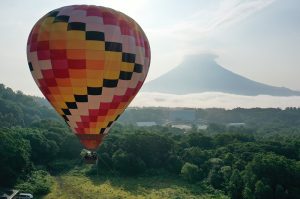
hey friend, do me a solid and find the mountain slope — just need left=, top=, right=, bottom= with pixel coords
left=143, top=54, right=300, bottom=96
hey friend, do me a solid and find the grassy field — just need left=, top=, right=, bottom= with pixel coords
left=42, top=168, right=228, bottom=199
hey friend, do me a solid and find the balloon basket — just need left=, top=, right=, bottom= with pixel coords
left=84, top=157, right=97, bottom=164
left=82, top=150, right=98, bottom=164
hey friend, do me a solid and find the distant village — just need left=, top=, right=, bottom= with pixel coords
left=128, top=108, right=246, bottom=131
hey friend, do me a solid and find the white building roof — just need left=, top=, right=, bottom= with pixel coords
left=136, top=122, right=157, bottom=127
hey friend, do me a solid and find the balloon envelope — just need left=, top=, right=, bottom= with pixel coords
left=27, top=5, right=150, bottom=149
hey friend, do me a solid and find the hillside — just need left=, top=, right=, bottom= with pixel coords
left=143, top=54, right=300, bottom=96
left=0, top=84, right=60, bottom=127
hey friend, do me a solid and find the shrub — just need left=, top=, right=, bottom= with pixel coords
left=16, top=170, right=52, bottom=196
left=181, top=162, right=201, bottom=183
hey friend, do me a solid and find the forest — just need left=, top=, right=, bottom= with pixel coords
left=0, top=84, right=299, bottom=199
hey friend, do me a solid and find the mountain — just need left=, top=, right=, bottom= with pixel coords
left=142, top=54, right=300, bottom=96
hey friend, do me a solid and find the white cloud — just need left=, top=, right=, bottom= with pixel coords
left=130, top=92, right=300, bottom=109
left=148, top=0, right=275, bottom=41
left=202, top=0, right=275, bottom=33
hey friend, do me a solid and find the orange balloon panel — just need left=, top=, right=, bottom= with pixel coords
left=27, top=5, right=150, bottom=149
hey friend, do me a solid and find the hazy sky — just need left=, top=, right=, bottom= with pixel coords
left=0, top=0, right=299, bottom=96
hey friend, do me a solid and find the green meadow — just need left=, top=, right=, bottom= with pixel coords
left=43, top=168, right=228, bottom=199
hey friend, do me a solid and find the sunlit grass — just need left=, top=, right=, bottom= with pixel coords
left=43, top=168, right=228, bottom=199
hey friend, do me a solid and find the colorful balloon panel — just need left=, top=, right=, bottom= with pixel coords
left=27, top=5, right=150, bottom=149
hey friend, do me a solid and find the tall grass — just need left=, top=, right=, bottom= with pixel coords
left=43, top=169, right=228, bottom=199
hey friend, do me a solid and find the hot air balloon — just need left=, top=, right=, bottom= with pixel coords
left=26, top=5, right=150, bottom=155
